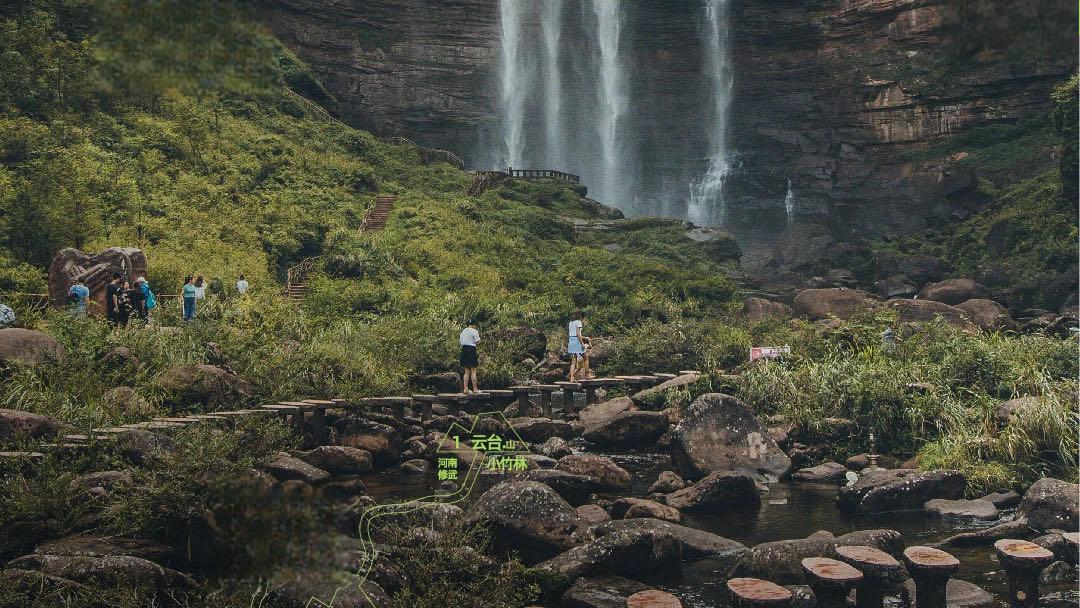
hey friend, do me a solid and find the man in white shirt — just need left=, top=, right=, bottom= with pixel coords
left=236, top=275, right=249, bottom=295
left=459, top=321, right=481, bottom=394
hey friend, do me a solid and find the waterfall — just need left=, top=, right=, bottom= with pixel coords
left=784, top=179, right=795, bottom=225
left=688, top=0, right=734, bottom=227
left=591, top=0, right=626, bottom=206
left=498, top=0, right=526, bottom=167
left=541, top=0, right=564, bottom=168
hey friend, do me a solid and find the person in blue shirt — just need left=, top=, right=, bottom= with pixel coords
left=135, top=277, right=155, bottom=320
left=181, top=276, right=197, bottom=322
left=68, top=280, right=90, bottom=316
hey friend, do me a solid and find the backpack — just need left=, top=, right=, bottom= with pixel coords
left=0, top=304, right=14, bottom=328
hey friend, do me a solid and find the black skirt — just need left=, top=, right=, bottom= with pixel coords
left=460, top=344, right=479, bottom=367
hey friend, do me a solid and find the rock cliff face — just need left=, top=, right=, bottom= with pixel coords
left=258, top=0, right=1076, bottom=239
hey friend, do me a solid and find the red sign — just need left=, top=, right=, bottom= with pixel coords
left=750, top=346, right=791, bottom=362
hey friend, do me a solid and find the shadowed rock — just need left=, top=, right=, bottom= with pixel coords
left=556, top=455, right=631, bottom=491
left=0, top=329, right=66, bottom=366
left=919, top=279, right=990, bottom=305
left=664, top=470, right=760, bottom=511
left=536, top=527, right=682, bottom=582
left=586, top=518, right=746, bottom=562
left=562, top=575, right=650, bottom=608
left=467, top=480, right=587, bottom=562
left=583, top=411, right=669, bottom=447
left=669, top=393, right=791, bottom=480
left=838, top=469, right=965, bottom=514
left=1017, top=477, right=1079, bottom=532
left=924, top=499, right=999, bottom=521
left=523, top=469, right=605, bottom=506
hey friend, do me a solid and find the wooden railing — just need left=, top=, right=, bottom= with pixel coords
left=506, top=167, right=580, bottom=183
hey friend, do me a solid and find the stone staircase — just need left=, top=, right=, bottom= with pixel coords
left=361, top=195, right=397, bottom=232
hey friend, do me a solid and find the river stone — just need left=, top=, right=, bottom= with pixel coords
left=265, top=452, right=330, bottom=484
left=8, top=554, right=194, bottom=591
left=1018, top=477, right=1079, bottom=532
left=792, top=288, right=877, bottom=320
left=509, top=417, right=574, bottom=442
left=556, top=455, right=632, bottom=491
left=792, top=462, right=847, bottom=483
left=0, top=328, right=66, bottom=365
left=562, top=575, right=650, bottom=608
left=901, top=578, right=994, bottom=608
left=582, top=411, right=669, bottom=447
left=337, top=419, right=401, bottom=468
left=587, top=518, right=747, bottom=561
left=535, top=527, right=682, bottom=582
left=669, top=393, right=791, bottom=480
left=994, top=395, right=1040, bottom=426
left=631, top=374, right=702, bottom=410
left=299, top=446, right=372, bottom=475
left=979, top=490, right=1021, bottom=509
left=579, top=397, right=634, bottom=427
left=648, top=471, right=687, bottom=494
left=611, top=498, right=681, bottom=523
left=837, top=468, right=965, bottom=514
left=576, top=504, right=611, bottom=525
left=663, top=470, right=759, bottom=511
left=534, top=436, right=573, bottom=459
left=467, top=480, right=587, bottom=561
left=522, top=469, right=604, bottom=506
left=918, top=278, right=990, bottom=305
left=0, top=409, right=67, bottom=445
left=924, top=498, right=999, bottom=521
left=731, top=529, right=901, bottom=584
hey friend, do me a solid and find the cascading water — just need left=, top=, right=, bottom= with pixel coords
left=498, top=0, right=526, bottom=168
left=591, top=0, right=627, bottom=206
left=688, top=0, right=734, bottom=227
left=540, top=0, right=564, bottom=169
left=784, top=179, right=796, bottom=225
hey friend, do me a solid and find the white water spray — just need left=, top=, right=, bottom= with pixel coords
left=688, top=0, right=734, bottom=226
left=784, top=179, right=795, bottom=225
left=498, top=0, right=526, bottom=167
left=541, top=0, right=564, bottom=168
left=592, top=0, right=626, bottom=205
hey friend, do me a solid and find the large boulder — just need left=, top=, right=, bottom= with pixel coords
left=631, top=374, right=702, bottom=410
left=837, top=469, right=966, bottom=514
left=610, top=498, right=681, bottom=523
left=265, top=452, right=331, bottom=484
left=579, top=397, right=634, bottom=428
left=534, top=436, right=574, bottom=459
left=509, top=417, right=574, bottom=443
left=956, top=299, right=1014, bottom=331
left=156, top=364, right=251, bottom=409
left=731, top=529, right=901, bottom=584
left=668, top=393, right=791, bottom=480
left=522, top=469, right=605, bottom=506
left=741, top=298, right=793, bottom=321
left=1017, top=477, right=1079, bottom=532
left=0, top=329, right=66, bottom=366
left=561, top=575, right=650, bottom=608
left=874, top=274, right=918, bottom=299
left=47, top=247, right=148, bottom=315
left=586, top=518, right=747, bottom=561
left=467, top=481, right=587, bottom=561
left=8, top=554, right=193, bottom=591
left=919, top=278, right=990, bottom=305
left=994, top=396, right=1040, bottom=426
left=535, top=527, right=682, bottom=582
left=556, top=455, right=631, bottom=491
left=298, top=446, right=372, bottom=475
left=663, top=470, right=760, bottom=511
left=648, top=471, right=687, bottom=494
left=336, top=419, right=402, bottom=468
left=886, top=299, right=977, bottom=330
left=582, top=411, right=669, bottom=447
left=0, top=409, right=67, bottom=445
left=793, top=288, right=877, bottom=320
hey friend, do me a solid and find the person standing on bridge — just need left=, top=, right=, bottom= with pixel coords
left=459, top=320, right=481, bottom=394
left=568, top=310, right=593, bottom=381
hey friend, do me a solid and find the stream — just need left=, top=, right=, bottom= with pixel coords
left=363, top=440, right=1079, bottom=607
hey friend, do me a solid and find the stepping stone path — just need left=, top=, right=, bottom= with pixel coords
left=626, top=589, right=682, bottom=608
left=835, top=545, right=903, bottom=608
left=993, top=539, right=1054, bottom=608
left=727, top=578, right=792, bottom=608
left=903, top=546, right=960, bottom=608
left=801, top=557, right=863, bottom=608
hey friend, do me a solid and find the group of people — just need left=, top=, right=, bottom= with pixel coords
left=457, top=310, right=594, bottom=394
left=60, top=272, right=251, bottom=324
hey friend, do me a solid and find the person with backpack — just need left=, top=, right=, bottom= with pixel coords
left=136, top=277, right=156, bottom=320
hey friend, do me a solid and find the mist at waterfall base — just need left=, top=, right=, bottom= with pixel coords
left=487, top=0, right=774, bottom=232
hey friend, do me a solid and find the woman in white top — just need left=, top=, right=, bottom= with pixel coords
left=193, top=276, right=207, bottom=300
left=568, top=310, right=592, bottom=381
left=459, top=320, right=481, bottom=394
